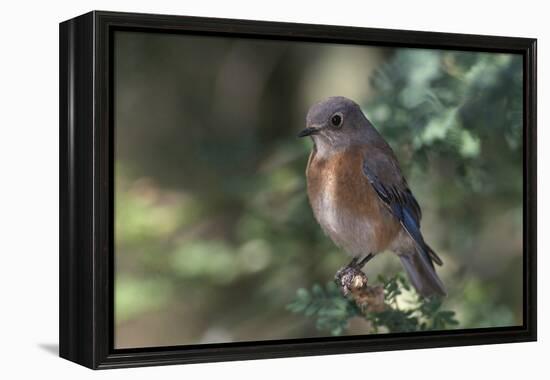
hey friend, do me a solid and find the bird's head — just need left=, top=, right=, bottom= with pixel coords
left=299, top=96, right=372, bottom=152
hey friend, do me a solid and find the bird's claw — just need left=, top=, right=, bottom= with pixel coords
left=334, top=264, right=368, bottom=297
left=334, top=254, right=374, bottom=296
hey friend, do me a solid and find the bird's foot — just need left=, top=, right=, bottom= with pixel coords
left=334, top=265, right=367, bottom=297
left=334, top=254, right=374, bottom=297
left=356, top=253, right=375, bottom=268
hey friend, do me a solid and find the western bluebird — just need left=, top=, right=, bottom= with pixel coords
left=299, top=96, right=446, bottom=297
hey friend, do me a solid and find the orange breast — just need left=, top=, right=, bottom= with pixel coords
left=306, top=146, right=400, bottom=254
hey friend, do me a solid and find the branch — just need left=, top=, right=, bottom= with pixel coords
left=334, top=264, right=386, bottom=313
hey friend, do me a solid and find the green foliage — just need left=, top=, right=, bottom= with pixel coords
left=287, top=274, right=459, bottom=336
left=287, top=282, right=361, bottom=336
left=366, top=50, right=523, bottom=205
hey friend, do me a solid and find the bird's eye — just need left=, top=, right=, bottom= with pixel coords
left=331, top=113, right=343, bottom=127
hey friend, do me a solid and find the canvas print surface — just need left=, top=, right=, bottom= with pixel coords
left=114, top=31, right=523, bottom=348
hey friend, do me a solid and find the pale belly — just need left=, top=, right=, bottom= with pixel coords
left=311, top=182, right=390, bottom=257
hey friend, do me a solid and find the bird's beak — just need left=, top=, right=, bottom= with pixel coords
left=297, top=126, right=320, bottom=138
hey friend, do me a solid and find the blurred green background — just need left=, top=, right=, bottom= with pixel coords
left=114, top=31, right=523, bottom=348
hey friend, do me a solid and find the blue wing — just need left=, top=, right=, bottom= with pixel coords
left=363, top=158, right=442, bottom=268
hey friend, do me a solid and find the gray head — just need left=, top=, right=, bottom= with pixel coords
left=299, top=96, right=377, bottom=153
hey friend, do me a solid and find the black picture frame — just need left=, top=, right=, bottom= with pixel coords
left=59, top=10, right=537, bottom=369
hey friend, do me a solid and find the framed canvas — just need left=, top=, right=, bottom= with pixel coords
left=59, top=11, right=537, bottom=369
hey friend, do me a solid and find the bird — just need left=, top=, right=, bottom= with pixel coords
left=298, top=96, right=446, bottom=297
